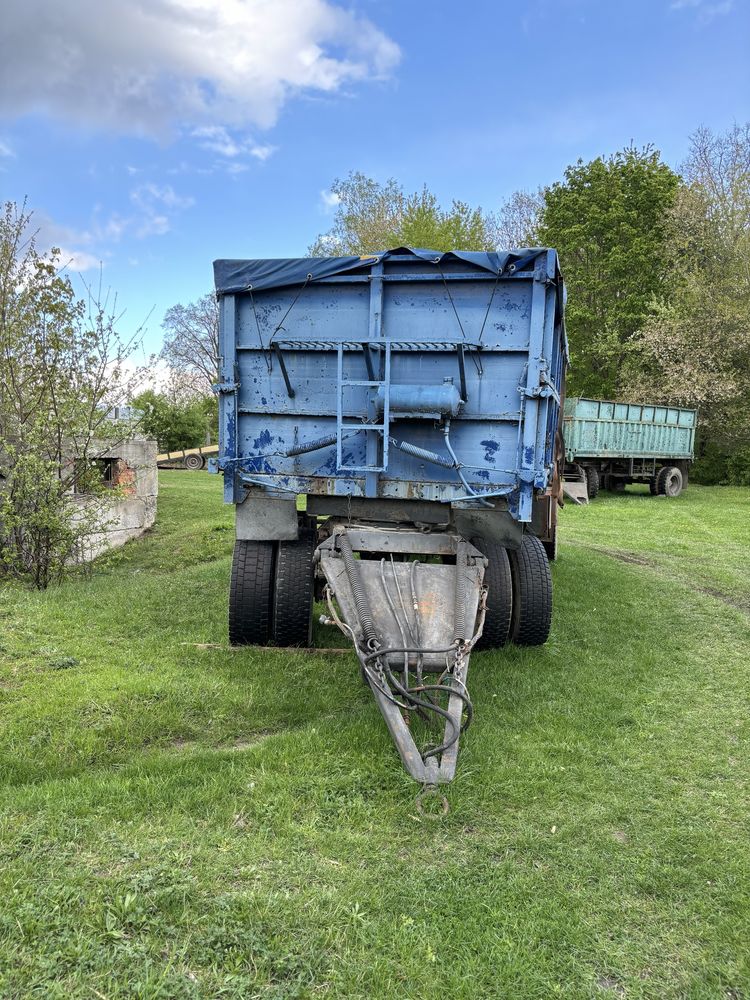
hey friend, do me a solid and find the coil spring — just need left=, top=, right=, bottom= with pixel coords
left=285, top=433, right=338, bottom=457
left=453, top=551, right=468, bottom=642
left=338, top=533, right=379, bottom=648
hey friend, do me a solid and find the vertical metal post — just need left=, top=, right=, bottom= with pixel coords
left=519, top=267, right=547, bottom=521
left=366, top=262, right=385, bottom=497
left=336, top=343, right=344, bottom=473
left=535, top=261, right=558, bottom=475
left=218, top=294, right=239, bottom=503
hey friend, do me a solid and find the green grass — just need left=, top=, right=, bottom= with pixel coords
left=0, top=473, right=748, bottom=999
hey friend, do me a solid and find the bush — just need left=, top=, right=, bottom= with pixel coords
left=726, top=447, right=750, bottom=486
left=691, top=440, right=750, bottom=486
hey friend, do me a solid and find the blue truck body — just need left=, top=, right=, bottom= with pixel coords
left=212, top=247, right=568, bottom=785
left=213, top=247, right=567, bottom=530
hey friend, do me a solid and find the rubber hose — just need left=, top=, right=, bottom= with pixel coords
left=389, top=437, right=456, bottom=469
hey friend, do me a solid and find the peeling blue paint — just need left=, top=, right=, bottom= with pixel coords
left=253, top=429, right=273, bottom=449
left=475, top=469, right=490, bottom=480
left=261, top=396, right=267, bottom=405
left=524, top=445, right=534, bottom=465
left=480, top=439, right=498, bottom=463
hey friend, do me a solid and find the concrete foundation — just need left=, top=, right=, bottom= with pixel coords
left=76, top=438, right=158, bottom=559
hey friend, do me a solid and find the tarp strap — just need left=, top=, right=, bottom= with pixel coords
left=436, top=261, right=483, bottom=378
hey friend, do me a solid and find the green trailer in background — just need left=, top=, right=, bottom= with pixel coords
left=562, top=398, right=697, bottom=502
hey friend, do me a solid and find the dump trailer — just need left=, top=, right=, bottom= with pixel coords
left=212, top=247, right=567, bottom=794
left=563, top=397, right=697, bottom=501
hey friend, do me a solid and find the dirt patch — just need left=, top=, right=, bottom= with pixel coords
left=169, top=732, right=276, bottom=753
left=170, top=738, right=194, bottom=751
left=225, top=732, right=275, bottom=751
left=611, top=830, right=628, bottom=844
left=570, top=541, right=657, bottom=567
left=569, top=540, right=749, bottom=615
left=596, top=974, right=626, bottom=997
left=697, top=586, right=750, bottom=615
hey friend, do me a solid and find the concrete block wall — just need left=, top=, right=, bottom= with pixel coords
left=79, top=438, right=158, bottom=559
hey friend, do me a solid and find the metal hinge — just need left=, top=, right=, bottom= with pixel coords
left=212, top=380, right=239, bottom=394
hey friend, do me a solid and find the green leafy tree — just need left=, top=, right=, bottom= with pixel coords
left=628, top=123, right=750, bottom=480
left=309, top=172, right=500, bottom=255
left=537, top=146, right=680, bottom=398
left=0, top=200, right=144, bottom=587
left=131, top=389, right=212, bottom=452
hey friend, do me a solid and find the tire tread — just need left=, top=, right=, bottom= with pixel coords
left=471, top=537, right=512, bottom=650
left=272, top=533, right=315, bottom=647
left=229, top=540, right=275, bottom=646
left=509, top=533, right=552, bottom=646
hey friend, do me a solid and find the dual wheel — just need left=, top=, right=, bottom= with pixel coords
left=229, top=530, right=552, bottom=651
left=229, top=533, right=315, bottom=647
left=473, top=533, right=552, bottom=649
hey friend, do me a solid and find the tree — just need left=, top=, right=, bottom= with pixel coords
left=161, top=292, right=219, bottom=395
left=537, top=146, right=680, bottom=398
left=627, top=123, right=750, bottom=467
left=309, top=172, right=500, bottom=255
left=0, top=200, right=144, bottom=587
left=131, top=388, right=213, bottom=452
left=494, top=188, right=544, bottom=247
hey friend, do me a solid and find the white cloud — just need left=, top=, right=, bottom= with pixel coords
left=193, top=125, right=244, bottom=158
left=192, top=125, right=277, bottom=165
left=130, top=183, right=195, bottom=236
left=0, top=138, right=14, bottom=158
left=131, top=183, right=195, bottom=212
left=320, top=189, right=342, bottom=210
left=249, top=143, right=276, bottom=161
left=29, top=214, right=103, bottom=272
left=55, top=247, right=103, bottom=273
left=0, top=0, right=400, bottom=137
left=670, top=0, right=733, bottom=20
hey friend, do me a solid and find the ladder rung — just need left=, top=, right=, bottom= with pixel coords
left=341, top=380, right=385, bottom=387
left=340, top=423, right=385, bottom=431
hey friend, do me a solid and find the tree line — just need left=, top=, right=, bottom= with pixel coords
left=300, top=123, right=749, bottom=484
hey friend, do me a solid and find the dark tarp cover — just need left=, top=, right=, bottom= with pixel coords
left=213, top=246, right=555, bottom=295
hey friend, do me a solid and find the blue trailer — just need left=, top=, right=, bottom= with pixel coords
left=212, top=247, right=567, bottom=790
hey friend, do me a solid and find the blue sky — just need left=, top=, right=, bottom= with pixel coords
left=0, top=0, right=747, bottom=356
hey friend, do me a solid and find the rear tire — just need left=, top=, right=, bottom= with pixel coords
left=229, top=540, right=275, bottom=646
left=184, top=453, right=205, bottom=470
left=649, top=474, right=659, bottom=495
left=508, top=533, right=552, bottom=647
left=656, top=465, right=683, bottom=497
left=272, top=532, right=315, bottom=646
left=584, top=466, right=600, bottom=499
left=471, top=537, right=512, bottom=650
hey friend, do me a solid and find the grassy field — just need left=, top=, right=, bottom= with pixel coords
left=0, top=473, right=748, bottom=999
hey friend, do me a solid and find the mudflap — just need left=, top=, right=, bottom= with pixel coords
left=316, top=525, right=487, bottom=785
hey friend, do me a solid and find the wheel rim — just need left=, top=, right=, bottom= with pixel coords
left=667, top=472, right=681, bottom=495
